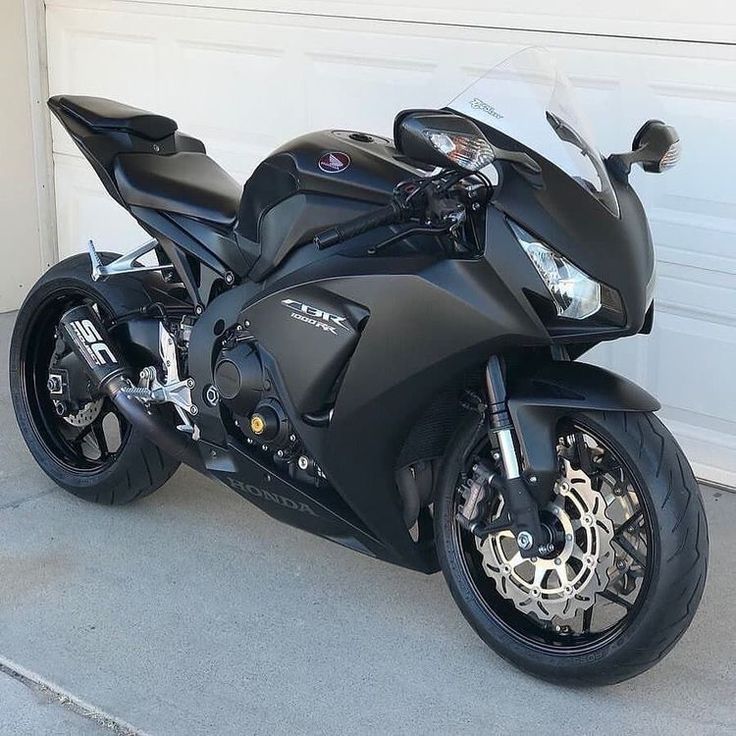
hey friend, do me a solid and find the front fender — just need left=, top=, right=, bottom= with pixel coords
left=507, top=361, right=660, bottom=500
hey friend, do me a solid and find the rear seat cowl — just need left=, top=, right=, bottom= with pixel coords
left=49, top=95, right=177, bottom=141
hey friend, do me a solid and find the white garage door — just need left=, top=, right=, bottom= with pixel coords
left=45, top=0, right=736, bottom=486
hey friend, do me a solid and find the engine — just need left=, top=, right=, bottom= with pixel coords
left=213, top=339, right=323, bottom=484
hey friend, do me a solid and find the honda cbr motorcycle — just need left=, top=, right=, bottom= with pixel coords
left=10, top=47, right=707, bottom=684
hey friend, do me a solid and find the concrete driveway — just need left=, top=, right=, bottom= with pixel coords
left=1, top=309, right=734, bottom=735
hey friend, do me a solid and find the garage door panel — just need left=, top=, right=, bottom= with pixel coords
left=653, top=216, right=736, bottom=276
left=656, top=265, right=736, bottom=326
left=173, top=39, right=290, bottom=176
left=650, top=312, right=736, bottom=421
left=77, top=0, right=736, bottom=44
left=648, top=265, right=736, bottom=483
left=53, top=154, right=149, bottom=261
left=45, top=2, right=736, bottom=485
left=302, top=52, right=440, bottom=134
left=648, top=307, right=736, bottom=482
left=670, top=423, right=736, bottom=489
left=55, top=25, right=159, bottom=108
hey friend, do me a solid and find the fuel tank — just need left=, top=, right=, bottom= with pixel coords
left=235, top=130, right=426, bottom=280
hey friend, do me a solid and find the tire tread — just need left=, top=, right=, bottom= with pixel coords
left=434, top=408, right=709, bottom=685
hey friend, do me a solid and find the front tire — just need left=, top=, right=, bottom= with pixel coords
left=9, top=253, right=180, bottom=505
left=434, top=410, right=708, bottom=685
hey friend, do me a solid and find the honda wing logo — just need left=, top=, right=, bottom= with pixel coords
left=281, top=298, right=350, bottom=336
left=69, top=319, right=118, bottom=366
left=318, top=151, right=351, bottom=173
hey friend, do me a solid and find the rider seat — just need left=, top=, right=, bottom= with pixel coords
left=113, top=152, right=241, bottom=227
left=50, top=95, right=241, bottom=227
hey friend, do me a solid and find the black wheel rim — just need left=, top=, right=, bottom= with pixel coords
left=451, top=418, right=655, bottom=655
left=19, top=287, right=131, bottom=474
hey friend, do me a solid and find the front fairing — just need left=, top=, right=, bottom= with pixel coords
left=479, top=123, right=655, bottom=336
left=445, top=46, right=654, bottom=336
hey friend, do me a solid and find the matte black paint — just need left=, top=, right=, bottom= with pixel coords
left=47, top=96, right=663, bottom=572
left=237, top=130, right=427, bottom=279
left=507, top=362, right=661, bottom=494
left=472, top=119, right=655, bottom=336
left=242, top=283, right=367, bottom=414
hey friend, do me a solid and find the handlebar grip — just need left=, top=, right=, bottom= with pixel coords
left=314, top=203, right=401, bottom=249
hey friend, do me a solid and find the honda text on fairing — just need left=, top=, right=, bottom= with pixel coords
left=10, top=48, right=707, bottom=684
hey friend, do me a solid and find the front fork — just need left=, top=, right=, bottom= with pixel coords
left=457, top=356, right=556, bottom=558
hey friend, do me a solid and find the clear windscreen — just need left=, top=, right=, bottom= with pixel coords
left=447, top=47, right=619, bottom=216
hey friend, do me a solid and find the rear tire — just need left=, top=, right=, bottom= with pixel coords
left=434, top=410, right=708, bottom=685
left=9, top=253, right=180, bottom=505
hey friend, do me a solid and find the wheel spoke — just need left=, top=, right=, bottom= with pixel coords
left=598, top=589, right=633, bottom=610
left=609, top=477, right=629, bottom=497
left=92, top=418, right=109, bottom=458
left=71, top=423, right=94, bottom=447
left=613, top=533, right=647, bottom=569
left=573, top=432, right=595, bottom=475
left=614, top=508, right=643, bottom=539
left=582, top=606, right=593, bottom=633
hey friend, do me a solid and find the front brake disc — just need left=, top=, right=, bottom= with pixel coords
left=475, top=459, right=615, bottom=621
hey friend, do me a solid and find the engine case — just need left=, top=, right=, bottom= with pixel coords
left=213, top=342, right=263, bottom=417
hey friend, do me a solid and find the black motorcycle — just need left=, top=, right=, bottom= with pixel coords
left=10, top=47, right=707, bottom=684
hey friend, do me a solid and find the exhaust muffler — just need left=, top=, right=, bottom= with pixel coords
left=58, top=305, right=202, bottom=469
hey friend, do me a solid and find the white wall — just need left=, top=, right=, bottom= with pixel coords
left=0, top=0, right=38, bottom=311
left=44, top=1, right=736, bottom=486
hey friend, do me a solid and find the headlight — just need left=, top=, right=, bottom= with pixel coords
left=508, top=220, right=601, bottom=320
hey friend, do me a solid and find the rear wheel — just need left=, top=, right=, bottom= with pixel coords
left=9, top=254, right=180, bottom=504
left=434, top=410, right=708, bottom=685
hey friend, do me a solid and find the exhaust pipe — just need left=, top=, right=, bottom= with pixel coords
left=58, top=305, right=203, bottom=469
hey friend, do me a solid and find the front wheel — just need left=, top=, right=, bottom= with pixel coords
left=434, top=410, right=708, bottom=685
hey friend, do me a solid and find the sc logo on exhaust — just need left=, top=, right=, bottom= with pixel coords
left=69, top=319, right=118, bottom=366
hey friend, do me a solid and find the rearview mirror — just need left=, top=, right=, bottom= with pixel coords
left=394, top=109, right=541, bottom=175
left=608, top=120, right=681, bottom=179
left=393, top=109, right=495, bottom=172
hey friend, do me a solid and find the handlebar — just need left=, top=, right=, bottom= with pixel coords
left=313, top=202, right=403, bottom=249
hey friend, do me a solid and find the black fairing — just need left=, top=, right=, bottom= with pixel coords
left=473, top=119, right=655, bottom=335
left=48, top=96, right=255, bottom=293
left=47, top=96, right=205, bottom=208
left=236, top=130, right=427, bottom=279
left=243, top=283, right=368, bottom=413
left=47, top=96, right=664, bottom=574
left=184, top=252, right=552, bottom=571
